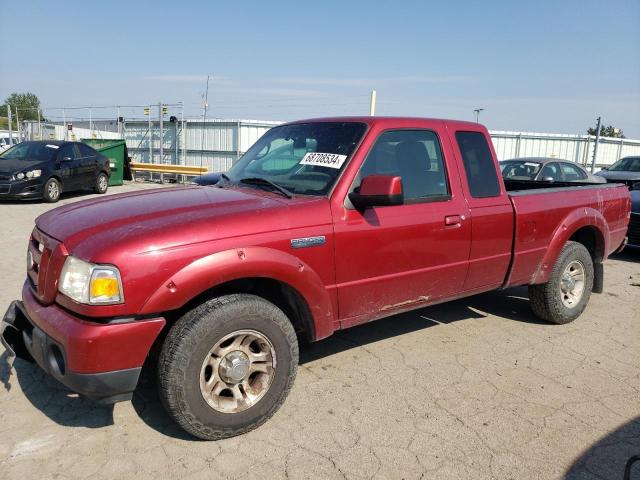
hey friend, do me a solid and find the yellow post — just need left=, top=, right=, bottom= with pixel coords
left=369, top=90, right=377, bottom=116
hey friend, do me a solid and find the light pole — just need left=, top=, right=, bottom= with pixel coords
left=473, top=108, right=484, bottom=123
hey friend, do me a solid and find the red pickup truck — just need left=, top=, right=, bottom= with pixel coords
left=2, top=117, right=630, bottom=440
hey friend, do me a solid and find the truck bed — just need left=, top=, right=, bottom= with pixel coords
left=504, top=181, right=629, bottom=287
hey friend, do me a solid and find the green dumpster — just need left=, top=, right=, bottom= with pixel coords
left=81, top=139, right=128, bottom=186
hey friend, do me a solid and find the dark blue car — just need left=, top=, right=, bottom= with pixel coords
left=0, top=141, right=111, bottom=202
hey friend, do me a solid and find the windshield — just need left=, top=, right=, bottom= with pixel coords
left=500, top=160, right=542, bottom=180
left=226, top=122, right=367, bottom=196
left=608, top=156, right=640, bottom=172
left=0, top=142, right=59, bottom=162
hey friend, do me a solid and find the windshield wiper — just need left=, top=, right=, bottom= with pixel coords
left=239, top=177, right=293, bottom=198
left=220, top=173, right=231, bottom=181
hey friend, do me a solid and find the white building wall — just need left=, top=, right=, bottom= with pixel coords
left=21, top=120, right=640, bottom=174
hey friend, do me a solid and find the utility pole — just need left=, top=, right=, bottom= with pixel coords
left=473, top=108, right=484, bottom=123
left=200, top=75, right=210, bottom=172
left=37, top=108, right=42, bottom=140
left=148, top=105, right=152, bottom=163
left=7, top=105, right=12, bottom=145
left=62, top=108, right=67, bottom=140
left=15, top=108, right=20, bottom=141
left=590, top=116, right=602, bottom=173
left=369, top=90, right=377, bottom=116
left=116, top=106, right=121, bottom=138
left=159, top=101, right=164, bottom=164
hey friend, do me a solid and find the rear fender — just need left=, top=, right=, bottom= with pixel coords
left=532, top=207, right=608, bottom=285
left=140, top=246, right=335, bottom=340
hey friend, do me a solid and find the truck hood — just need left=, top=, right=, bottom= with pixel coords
left=35, top=185, right=317, bottom=260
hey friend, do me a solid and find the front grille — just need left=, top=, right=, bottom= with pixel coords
left=27, top=228, right=65, bottom=304
left=0, top=174, right=10, bottom=182
left=628, top=213, right=640, bottom=246
left=27, top=233, right=46, bottom=288
left=0, top=184, right=9, bottom=194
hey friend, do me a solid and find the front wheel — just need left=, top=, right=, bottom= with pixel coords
left=158, top=294, right=299, bottom=440
left=42, top=178, right=61, bottom=203
left=528, top=241, right=594, bottom=324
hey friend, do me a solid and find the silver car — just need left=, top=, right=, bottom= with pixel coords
left=499, top=157, right=606, bottom=184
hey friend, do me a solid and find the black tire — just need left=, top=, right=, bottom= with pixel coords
left=528, top=241, right=594, bottom=324
left=42, top=178, right=61, bottom=203
left=158, top=294, right=299, bottom=440
left=95, top=172, right=109, bottom=194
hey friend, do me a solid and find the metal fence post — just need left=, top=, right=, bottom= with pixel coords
left=617, top=137, right=624, bottom=161
left=7, top=105, right=12, bottom=145
left=590, top=116, right=601, bottom=172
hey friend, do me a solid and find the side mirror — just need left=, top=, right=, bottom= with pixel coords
left=542, top=176, right=555, bottom=183
left=632, top=181, right=640, bottom=191
left=601, top=166, right=609, bottom=171
left=349, top=175, right=403, bottom=210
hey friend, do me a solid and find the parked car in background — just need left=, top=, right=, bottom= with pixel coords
left=628, top=183, right=640, bottom=248
left=0, top=140, right=111, bottom=202
left=2, top=117, right=629, bottom=440
left=0, top=137, right=17, bottom=152
left=500, top=157, right=606, bottom=184
left=192, top=172, right=222, bottom=185
left=595, top=156, right=640, bottom=188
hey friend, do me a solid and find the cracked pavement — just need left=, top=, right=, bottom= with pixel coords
left=0, top=182, right=639, bottom=479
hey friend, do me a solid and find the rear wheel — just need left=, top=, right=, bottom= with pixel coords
left=42, top=178, right=61, bottom=203
left=158, top=294, right=298, bottom=440
left=95, top=172, right=108, bottom=194
left=529, top=241, right=594, bottom=324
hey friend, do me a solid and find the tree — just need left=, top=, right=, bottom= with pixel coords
left=587, top=124, right=625, bottom=138
left=0, top=92, right=42, bottom=128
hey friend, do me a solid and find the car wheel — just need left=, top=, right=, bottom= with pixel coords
left=528, top=241, right=594, bottom=324
left=158, top=293, right=299, bottom=440
left=42, top=178, right=62, bottom=203
left=95, top=172, right=108, bottom=194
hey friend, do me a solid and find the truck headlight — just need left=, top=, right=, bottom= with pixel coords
left=58, top=256, right=124, bottom=304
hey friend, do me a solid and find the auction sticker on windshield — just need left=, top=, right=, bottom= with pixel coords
left=299, top=152, right=348, bottom=169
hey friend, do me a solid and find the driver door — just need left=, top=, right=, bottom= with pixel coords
left=332, top=127, right=471, bottom=327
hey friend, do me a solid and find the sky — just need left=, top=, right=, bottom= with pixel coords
left=1, top=0, right=639, bottom=136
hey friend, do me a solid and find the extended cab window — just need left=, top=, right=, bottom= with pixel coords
left=355, top=129, right=449, bottom=202
left=455, top=132, right=501, bottom=198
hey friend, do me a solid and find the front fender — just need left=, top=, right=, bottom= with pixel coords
left=140, top=246, right=335, bottom=340
left=531, top=207, right=608, bottom=284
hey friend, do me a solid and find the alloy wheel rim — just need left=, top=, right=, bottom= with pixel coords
left=98, top=175, right=107, bottom=191
left=199, top=329, right=276, bottom=413
left=559, top=260, right=585, bottom=308
left=48, top=181, right=59, bottom=199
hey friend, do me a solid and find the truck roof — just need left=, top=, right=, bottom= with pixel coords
left=286, top=116, right=482, bottom=129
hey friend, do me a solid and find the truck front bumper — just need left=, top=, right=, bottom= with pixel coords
left=1, top=285, right=166, bottom=404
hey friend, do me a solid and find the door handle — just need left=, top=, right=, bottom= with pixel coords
left=444, top=215, right=465, bottom=226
